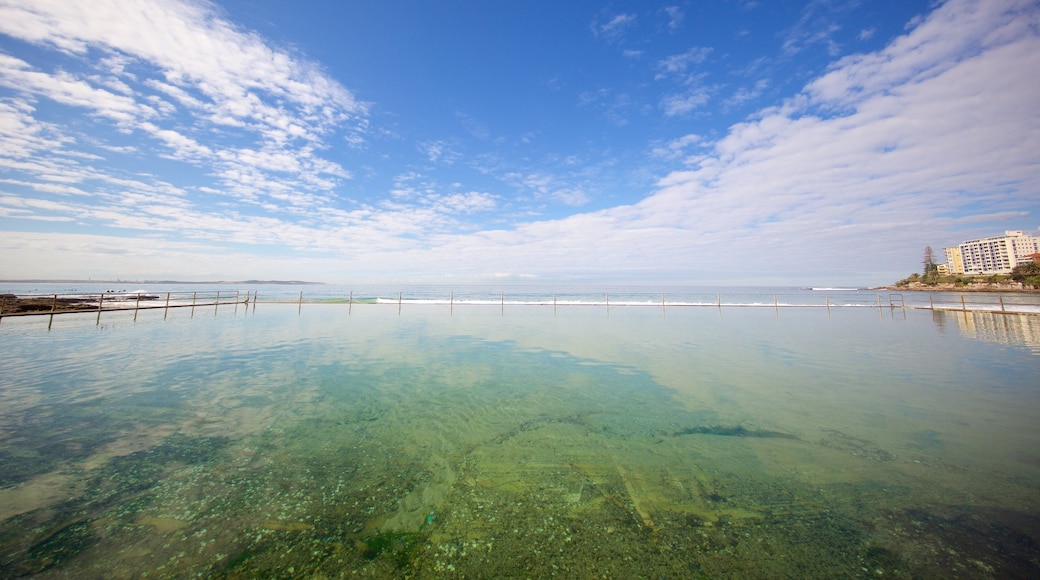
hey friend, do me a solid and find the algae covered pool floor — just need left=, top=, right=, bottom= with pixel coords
left=1, top=304, right=1038, bottom=577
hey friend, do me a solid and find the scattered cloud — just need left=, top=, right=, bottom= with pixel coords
left=419, top=140, right=462, bottom=165
left=591, top=12, right=637, bottom=43
left=661, top=85, right=712, bottom=117
left=650, top=134, right=703, bottom=161
left=724, top=79, right=771, bottom=110
left=655, top=47, right=713, bottom=81
left=576, top=87, right=636, bottom=126
left=781, top=0, right=854, bottom=57
left=456, top=111, right=490, bottom=140
left=503, top=171, right=592, bottom=208
left=662, top=6, right=684, bottom=32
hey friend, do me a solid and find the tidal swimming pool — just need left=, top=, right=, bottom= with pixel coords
left=1, top=303, right=1038, bottom=578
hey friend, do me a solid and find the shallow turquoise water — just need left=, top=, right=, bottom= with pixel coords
left=0, top=302, right=1038, bottom=577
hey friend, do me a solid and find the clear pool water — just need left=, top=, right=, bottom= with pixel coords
left=1, top=297, right=1038, bottom=577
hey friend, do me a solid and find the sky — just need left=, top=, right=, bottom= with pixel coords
left=0, top=0, right=1038, bottom=286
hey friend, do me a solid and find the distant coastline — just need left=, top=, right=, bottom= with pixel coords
left=881, top=281, right=1039, bottom=293
left=0, top=279, right=324, bottom=285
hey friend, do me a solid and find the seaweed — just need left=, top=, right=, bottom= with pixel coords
left=670, top=424, right=798, bottom=439
left=361, top=531, right=421, bottom=568
left=20, top=520, right=95, bottom=575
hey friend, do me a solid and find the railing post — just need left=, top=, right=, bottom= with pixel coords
left=96, top=293, right=105, bottom=325
left=961, top=295, right=967, bottom=312
left=49, top=294, right=57, bottom=330
left=164, top=292, right=171, bottom=320
left=134, top=292, right=142, bottom=321
left=348, top=290, right=353, bottom=315
left=999, top=295, right=1005, bottom=312
left=398, top=292, right=402, bottom=315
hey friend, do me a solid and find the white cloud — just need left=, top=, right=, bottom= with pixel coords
left=651, top=134, right=702, bottom=161
left=662, top=6, right=684, bottom=32
left=502, top=171, right=593, bottom=208
left=655, top=47, right=713, bottom=81
left=0, top=53, right=153, bottom=125
left=0, top=0, right=365, bottom=213
left=781, top=0, right=849, bottom=56
left=724, top=79, right=770, bottom=110
left=434, top=191, right=497, bottom=214
left=591, top=12, right=637, bottom=42
left=419, top=140, right=461, bottom=165
left=805, top=0, right=1038, bottom=109
left=661, top=88, right=711, bottom=116
left=0, top=100, right=74, bottom=158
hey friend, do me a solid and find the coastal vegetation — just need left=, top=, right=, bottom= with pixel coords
left=893, top=259, right=1040, bottom=290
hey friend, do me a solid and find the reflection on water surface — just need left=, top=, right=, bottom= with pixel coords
left=0, top=304, right=1038, bottom=578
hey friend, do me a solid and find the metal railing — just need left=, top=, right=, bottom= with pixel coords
left=0, top=290, right=250, bottom=327
left=247, top=290, right=1040, bottom=317
left=3, top=289, right=1039, bottom=329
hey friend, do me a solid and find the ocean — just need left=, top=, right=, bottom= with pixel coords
left=4, top=281, right=1040, bottom=312
left=1, top=283, right=1038, bottom=577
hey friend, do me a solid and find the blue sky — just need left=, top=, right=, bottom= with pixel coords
left=1, top=0, right=1038, bottom=285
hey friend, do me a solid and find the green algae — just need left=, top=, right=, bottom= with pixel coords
left=361, top=531, right=421, bottom=567
left=670, top=424, right=799, bottom=439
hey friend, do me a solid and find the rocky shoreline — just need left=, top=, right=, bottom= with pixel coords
left=0, top=294, right=97, bottom=314
left=0, top=293, right=162, bottom=315
left=879, top=282, right=1040, bottom=292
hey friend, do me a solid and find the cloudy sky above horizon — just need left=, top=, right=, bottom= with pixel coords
left=1, top=0, right=1038, bottom=285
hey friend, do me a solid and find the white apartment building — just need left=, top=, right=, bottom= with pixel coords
left=945, top=230, right=1040, bottom=275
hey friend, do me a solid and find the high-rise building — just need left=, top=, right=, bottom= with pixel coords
left=945, top=231, right=1040, bottom=275
left=944, top=246, right=964, bottom=275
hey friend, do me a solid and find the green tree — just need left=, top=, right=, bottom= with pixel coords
left=922, top=246, right=935, bottom=277
left=1010, top=261, right=1040, bottom=287
left=1011, top=261, right=1040, bottom=278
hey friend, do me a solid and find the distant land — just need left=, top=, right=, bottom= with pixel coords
left=0, top=279, right=324, bottom=285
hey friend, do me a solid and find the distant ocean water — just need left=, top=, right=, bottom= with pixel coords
left=3, top=281, right=1039, bottom=313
